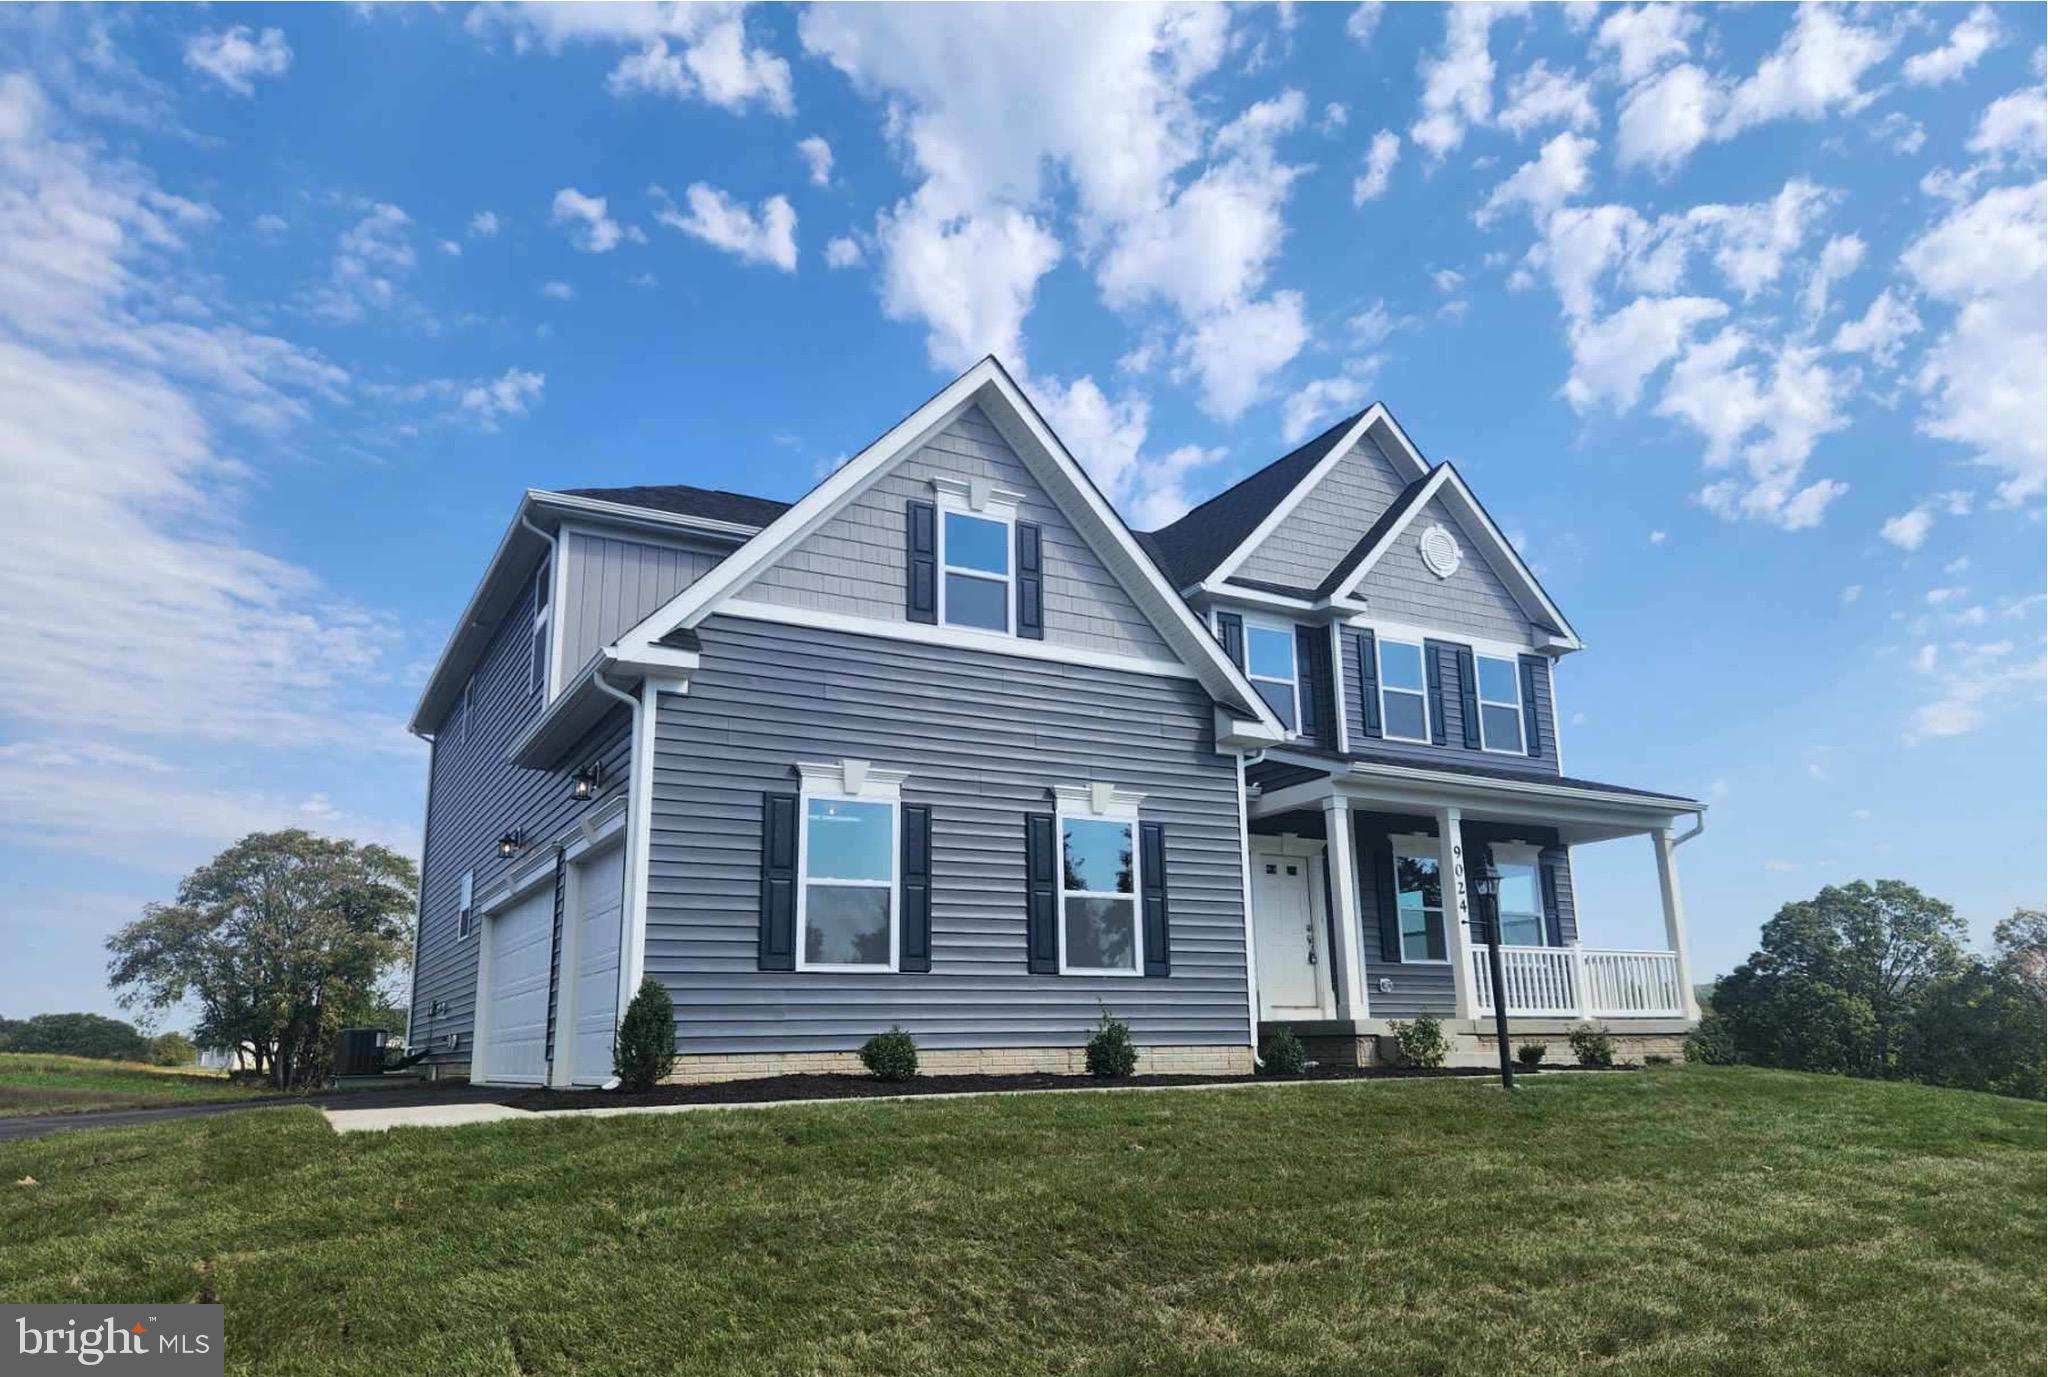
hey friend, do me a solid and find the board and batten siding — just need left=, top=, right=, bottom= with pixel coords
left=1350, top=491, right=1534, bottom=643
left=1338, top=627, right=1560, bottom=776
left=411, top=573, right=632, bottom=1069
left=1235, top=431, right=1410, bottom=589
left=559, top=529, right=727, bottom=677
left=642, top=615, right=1248, bottom=1055
left=744, top=405, right=1171, bottom=661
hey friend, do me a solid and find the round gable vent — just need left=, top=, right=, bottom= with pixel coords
left=1419, top=523, right=1461, bottom=579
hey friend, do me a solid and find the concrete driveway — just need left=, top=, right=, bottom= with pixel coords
left=0, top=1083, right=515, bottom=1143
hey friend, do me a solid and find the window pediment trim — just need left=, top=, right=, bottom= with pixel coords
left=1050, top=782, right=1146, bottom=821
left=796, top=758, right=911, bottom=801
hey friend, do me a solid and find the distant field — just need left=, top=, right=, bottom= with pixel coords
left=0, top=1052, right=276, bottom=1117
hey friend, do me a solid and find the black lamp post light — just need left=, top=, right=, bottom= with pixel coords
left=1472, top=858, right=1516, bottom=1090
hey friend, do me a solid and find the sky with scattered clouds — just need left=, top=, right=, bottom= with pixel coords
left=0, top=2, right=2042, bottom=1023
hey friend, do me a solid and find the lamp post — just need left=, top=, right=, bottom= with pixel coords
left=1473, top=859, right=1514, bottom=1090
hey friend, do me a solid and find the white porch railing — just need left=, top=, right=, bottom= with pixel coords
left=1470, top=944, right=1686, bottom=1019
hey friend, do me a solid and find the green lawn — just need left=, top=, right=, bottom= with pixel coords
left=0, top=1051, right=279, bottom=1117
left=0, top=1067, right=2039, bottom=1376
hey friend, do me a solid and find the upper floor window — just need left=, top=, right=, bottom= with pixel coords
left=940, top=510, right=1012, bottom=632
left=1377, top=638, right=1430, bottom=743
left=1244, top=622, right=1299, bottom=731
left=1058, top=812, right=1140, bottom=975
left=530, top=557, right=552, bottom=696
left=1475, top=654, right=1524, bottom=753
left=798, top=793, right=898, bottom=971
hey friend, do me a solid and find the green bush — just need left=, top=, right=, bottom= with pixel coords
left=1684, top=1011, right=1739, bottom=1064
left=858, top=1027, right=919, bottom=1081
left=1391, top=1014, right=1447, bottom=1069
left=1569, top=1022, right=1617, bottom=1068
left=1515, top=1041, right=1547, bottom=1070
left=612, top=978, right=677, bottom=1092
left=1085, top=1011, right=1138, bottom=1078
left=1259, top=1029, right=1307, bottom=1077
left=148, top=1032, right=198, bottom=1067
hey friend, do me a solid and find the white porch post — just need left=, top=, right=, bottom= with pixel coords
left=1437, top=806, right=1477, bottom=1020
left=1653, top=827, right=1702, bottom=1021
left=1322, top=795, right=1370, bottom=1023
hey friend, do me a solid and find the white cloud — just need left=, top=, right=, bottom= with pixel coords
left=539, top=279, right=575, bottom=301
left=469, top=209, right=501, bottom=238
left=797, top=135, right=833, bottom=186
left=1477, top=131, right=1596, bottom=226
left=1660, top=330, right=1850, bottom=529
left=1179, top=291, right=1309, bottom=421
left=1352, top=129, right=1400, bottom=204
left=823, top=235, right=863, bottom=269
left=1832, top=288, right=1922, bottom=367
left=1409, top=3, right=1521, bottom=160
left=438, top=238, right=460, bottom=257
left=1902, top=6, right=2001, bottom=86
left=475, top=3, right=796, bottom=114
left=1648, top=528, right=1667, bottom=544
left=460, top=367, right=546, bottom=427
left=1874, top=112, right=1927, bottom=156
left=253, top=213, right=288, bottom=235
left=1880, top=506, right=1935, bottom=551
left=183, top=26, right=292, bottom=96
left=1320, top=102, right=1348, bottom=134
left=1497, top=61, right=1597, bottom=138
left=1842, top=583, right=1863, bottom=604
left=1688, top=177, right=1833, bottom=298
left=551, top=186, right=624, bottom=253
left=1800, top=233, right=1864, bottom=321
left=1616, top=63, right=1720, bottom=173
left=1969, top=87, right=2048, bottom=166
left=874, top=192, right=1060, bottom=370
left=1281, top=355, right=1386, bottom=444
left=308, top=202, right=416, bottom=323
left=655, top=182, right=798, bottom=271
left=1345, top=3, right=1384, bottom=46
left=1594, top=4, right=1698, bottom=84
left=1030, top=374, right=1220, bottom=527
left=1563, top=294, right=1727, bottom=411
left=1906, top=638, right=2044, bottom=741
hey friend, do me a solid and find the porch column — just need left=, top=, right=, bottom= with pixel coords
left=1322, top=795, right=1370, bottom=1022
left=1652, top=827, right=1703, bottom=1021
left=1436, top=806, right=1478, bottom=1020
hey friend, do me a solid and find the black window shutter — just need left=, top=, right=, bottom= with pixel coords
left=1356, top=629, right=1382, bottom=738
left=1423, top=640, right=1450, bottom=746
left=1140, top=821, right=1170, bottom=977
left=1455, top=645, right=1482, bottom=750
left=1294, top=626, right=1326, bottom=746
left=906, top=499, right=937, bottom=624
left=1538, top=848, right=1565, bottom=947
left=759, top=793, right=798, bottom=971
left=1015, top=521, right=1044, bottom=639
left=1518, top=656, right=1544, bottom=758
left=1373, top=845, right=1401, bottom=963
left=900, top=804, right=933, bottom=972
left=1217, top=611, right=1244, bottom=668
left=1024, top=813, right=1058, bottom=974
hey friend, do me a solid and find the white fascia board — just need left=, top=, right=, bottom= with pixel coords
left=409, top=494, right=550, bottom=736
left=530, top=490, right=765, bottom=543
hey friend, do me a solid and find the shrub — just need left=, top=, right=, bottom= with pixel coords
left=1391, top=1014, right=1447, bottom=1069
left=612, top=978, right=677, bottom=1092
left=148, top=1032, right=197, bottom=1067
left=1085, top=1010, right=1138, bottom=1078
left=1684, top=1011, right=1739, bottom=1065
left=858, top=1027, right=919, bottom=1082
left=1260, top=1029, right=1307, bottom=1077
left=1515, top=1041, right=1547, bottom=1070
left=1569, top=1022, right=1617, bottom=1068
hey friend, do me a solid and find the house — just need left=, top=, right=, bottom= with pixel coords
left=405, top=358, right=1704, bottom=1086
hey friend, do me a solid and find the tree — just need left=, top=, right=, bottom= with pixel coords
left=107, top=830, right=417, bottom=1089
left=0, top=1011, right=150, bottom=1061
left=1715, top=881, right=1965, bottom=1077
left=1901, top=909, right=2046, bottom=1100
left=148, top=1031, right=199, bottom=1067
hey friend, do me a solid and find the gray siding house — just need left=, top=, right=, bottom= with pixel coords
left=407, top=359, right=1705, bottom=1085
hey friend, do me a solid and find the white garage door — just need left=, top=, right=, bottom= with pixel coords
left=570, top=845, right=626, bottom=1086
left=482, top=887, right=553, bottom=1085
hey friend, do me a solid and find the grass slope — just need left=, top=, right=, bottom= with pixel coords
left=0, top=1052, right=276, bottom=1117
left=0, top=1068, right=2039, bottom=1376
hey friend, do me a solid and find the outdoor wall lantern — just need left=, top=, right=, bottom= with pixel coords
left=496, top=829, right=526, bottom=858
left=570, top=763, right=603, bottom=802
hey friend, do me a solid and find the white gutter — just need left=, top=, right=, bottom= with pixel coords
left=591, top=667, right=648, bottom=1053
left=1671, top=811, right=1707, bottom=848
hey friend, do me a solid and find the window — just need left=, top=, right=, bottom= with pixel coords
left=1245, top=622, right=1299, bottom=731
left=1391, top=842, right=1447, bottom=962
left=798, top=794, right=898, bottom=970
left=1492, top=848, right=1547, bottom=946
left=530, top=557, right=552, bottom=696
left=1059, top=814, right=1140, bottom=974
left=1378, top=638, right=1430, bottom=743
left=939, top=510, right=1011, bottom=632
left=1475, top=654, right=1524, bottom=753
left=457, top=869, right=475, bottom=939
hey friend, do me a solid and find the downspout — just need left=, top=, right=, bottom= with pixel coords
left=1235, top=751, right=1263, bottom=1069
left=591, top=665, right=646, bottom=1091
left=1671, top=811, right=1706, bottom=848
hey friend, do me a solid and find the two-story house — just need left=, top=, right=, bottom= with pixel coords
left=406, top=358, right=1704, bottom=1086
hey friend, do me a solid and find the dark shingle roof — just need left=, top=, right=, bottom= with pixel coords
left=563, top=483, right=791, bottom=528
left=1278, top=743, right=1701, bottom=806
left=1304, top=470, right=1436, bottom=597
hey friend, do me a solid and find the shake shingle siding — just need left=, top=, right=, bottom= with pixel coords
left=642, top=615, right=1248, bottom=1054
left=1235, top=433, right=1409, bottom=588
left=1351, top=492, right=1532, bottom=642
left=1338, top=628, right=1560, bottom=776
left=744, top=406, right=1170, bottom=660
left=560, top=530, right=724, bottom=675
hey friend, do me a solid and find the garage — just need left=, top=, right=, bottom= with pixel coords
left=567, top=844, right=625, bottom=1086
left=478, top=886, right=553, bottom=1085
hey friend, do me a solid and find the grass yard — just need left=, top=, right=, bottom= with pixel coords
left=0, top=1067, right=2039, bottom=1376
left=0, top=1051, right=279, bottom=1117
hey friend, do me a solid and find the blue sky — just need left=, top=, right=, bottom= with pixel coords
left=1, top=2, right=2042, bottom=1023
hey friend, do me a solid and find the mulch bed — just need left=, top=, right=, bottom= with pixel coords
left=503, top=1061, right=1636, bottom=1112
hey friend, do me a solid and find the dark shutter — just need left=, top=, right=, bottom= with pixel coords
left=1455, top=645, right=1482, bottom=750
left=1015, top=521, right=1044, bottom=639
left=1423, top=640, right=1450, bottom=746
left=1217, top=611, right=1245, bottom=668
left=905, top=499, right=937, bottom=624
left=1538, top=848, right=1565, bottom=948
left=758, top=793, right=798, bottom=971
left=1355, top=629, right=1382, bottom=738
left=1024, top=813, right=1058, bottom=974
left=900, top=804, right=933, bottom=972
left=1140, top=821, right=1170, bottom=977
left=1295, top=626, right=1330, bottom=747
left=1373, top=844, right=1401, bottom=963
left=1518, top=656, right=1544, bottom=758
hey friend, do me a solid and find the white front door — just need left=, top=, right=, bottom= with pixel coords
left=569, top=844, right=626, bottom=1086
left=481, top=888, right=553, bottom=1085
left=1252, top=849, right=1330, bottom=1018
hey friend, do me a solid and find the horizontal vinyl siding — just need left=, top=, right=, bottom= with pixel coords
left=561, top=529, right=724, bottom=675
left=1352, top=491, right=1533, bottom=643
left=410, top=575, right=633, bottom=1068
left=645, top=616, right=1247, bottom=1055
left=745, top=406, right=1170, bottom=660
left=1339, top=628, right=1560, bottom=777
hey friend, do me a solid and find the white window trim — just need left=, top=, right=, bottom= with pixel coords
left=529, top=558, right=552, bottom=697
left=1488, top=841, right=1549, bottom=947
left=1053, top=785, right=1145, bottom=977
left=1389, top=835, right=1450, bottom=965
left=457, top=869, right=475, bottom=940
left=1377, top=637, right=1433, bottom=745
left=1243, top=618, right=1301, bottom=734
left=1474, top=652, right=1526, bottom=756
left=794, top=759, right=910, bottom=973
left=932, top=478, right=1023, bottom=637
